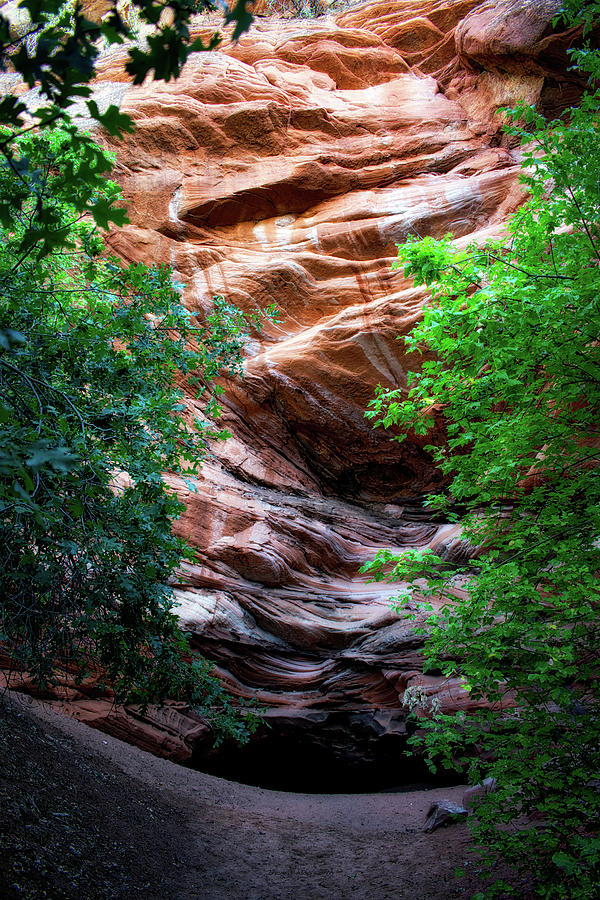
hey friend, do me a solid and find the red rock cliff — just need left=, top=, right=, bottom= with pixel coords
left=11, top=0, right=585, bottom=777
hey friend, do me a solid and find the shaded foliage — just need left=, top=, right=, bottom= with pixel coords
left=0, top=0, right=262, bottom=739
left=0, top=127, right=268, bottom=738
left=0, top=0, right=254, bottom=239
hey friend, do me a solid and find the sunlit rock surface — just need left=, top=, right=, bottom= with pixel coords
left=10, top=1, right=584, bottom=774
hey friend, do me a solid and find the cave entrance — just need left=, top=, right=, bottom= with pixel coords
left=188, top=725, right=461, bottom=794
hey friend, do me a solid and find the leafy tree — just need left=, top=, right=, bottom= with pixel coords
left=363, top=4, right=600, bottom=897
left=0, top=0, right=262, bottom=739
left=0, top=0, right=254, bottom=235
left=0, top=126, right=268, bottom=739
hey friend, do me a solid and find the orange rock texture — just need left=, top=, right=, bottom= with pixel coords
left=10, top=1, right=586, bottom=774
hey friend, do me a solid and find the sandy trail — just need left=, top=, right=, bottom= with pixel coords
left=2, top=693, right=492, bottom=899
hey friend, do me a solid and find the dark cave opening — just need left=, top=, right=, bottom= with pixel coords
left=189, top=723, right=463, bottom=794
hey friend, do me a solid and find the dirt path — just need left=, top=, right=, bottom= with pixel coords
left=1, top=692, right=498, bottom=899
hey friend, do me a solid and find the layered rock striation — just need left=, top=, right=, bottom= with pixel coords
left=8, top=1, right=585, bottom=779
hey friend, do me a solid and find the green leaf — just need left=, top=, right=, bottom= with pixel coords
left=86, top=101, right=135, bottom=138
left=25, top=445, right=77, bottom=472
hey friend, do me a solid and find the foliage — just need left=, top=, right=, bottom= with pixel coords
left=1, top=0, right=253, bottom=108
left=0, top=0, right=254, bottom=241
left=257, top=0, right=326, bottom=19
left=362, top=4, right=600, bottom=898
left=0, top=127, right=269, bottom=740
left=0, top=0, right=262, bottom=740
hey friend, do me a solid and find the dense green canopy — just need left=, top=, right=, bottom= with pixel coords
left=0, top=0, right=261, bottom=741
left=363, top=3, right=600, bottom=896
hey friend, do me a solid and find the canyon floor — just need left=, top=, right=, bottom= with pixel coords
left=0, top=693, right=531, bottom=900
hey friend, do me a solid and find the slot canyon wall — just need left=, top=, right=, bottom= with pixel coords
left=6, top=0, right=586, bottom=781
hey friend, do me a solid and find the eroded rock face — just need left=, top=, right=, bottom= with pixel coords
left=8, top=1, right=583, bottom=778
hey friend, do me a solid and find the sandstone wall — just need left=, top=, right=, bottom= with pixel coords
left=7, top=0, right=584, bottom=776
